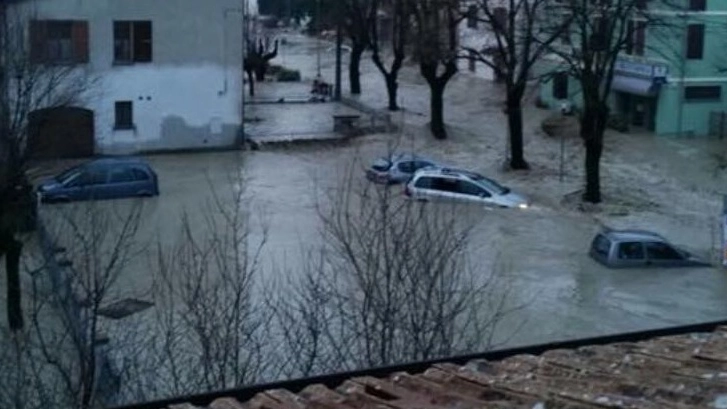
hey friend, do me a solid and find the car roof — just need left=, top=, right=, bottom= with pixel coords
left=87, top=157, right=149, bottom=167
left=601, top=229, right=668, bottom=243
left=380, top=153, right=434, bottom=162
left=415, top=167, right=483, bottom=179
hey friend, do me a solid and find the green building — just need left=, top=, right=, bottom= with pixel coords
left=539, top=0, right=727, bottom=137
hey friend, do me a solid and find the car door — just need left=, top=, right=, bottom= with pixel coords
left=455, top=180, right=492, bottom=205
left=613, top=241, right=647, bottom=268
left=428, top=176, right=462, bottom=202
left=644, top=241, right=687, bottom=267
left=106, top=165, right=144, bottom=199
left=64, top=167, right=107, bottom=201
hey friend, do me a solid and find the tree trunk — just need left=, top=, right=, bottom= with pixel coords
left=583, top=137, right=603, bottom=203
left=349, top=45, right=364, bottom=95
left=4, top=235, right=23, bottom=331
left=429, top=82, right=446, bottom=139
left=246, top=70, right=255, bottom=97
left=580, top=103, right=608, bottom=203
left=506, top=96, right=528, bottom=170
left=385, top=75, right=398, bottom=111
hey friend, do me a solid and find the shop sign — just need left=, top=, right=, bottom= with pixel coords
left=615, top=59, right=669, bottom=79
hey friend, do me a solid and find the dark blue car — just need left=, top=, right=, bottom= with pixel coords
left=38, top=157, right=159, bottom=203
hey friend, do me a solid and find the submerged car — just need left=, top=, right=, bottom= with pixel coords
left=38, top=157, right=159, bottom=203
left=405, top=167, right=530, bottom=209
left=365, top=153, right=439, bottom=185
left=589, top=229, right=711, bottom=268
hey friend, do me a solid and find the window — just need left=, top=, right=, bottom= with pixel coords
left=414, top=161, right=433, bottom=171
left=76, top=170, right=107, bottom=186
left=684, top=86, right=722, bottom=101
left=114, top=101, right=134, bottom=129
left=591, top=235, right=611, bottom=258
left=430, top=177, right=459, bottom=193
left=626, top=20, right=646, bottom=56
left=132, top=168, right=150, bottom=181
left=456, top=181, right=488, bottom=197
left=493, top=7, right=508, bottom=32
left=644, top=242, right=682, bottom=260
left=114, top=21, right=152, bottom=63
left=108, top=167, right=137, bottom=183
left=590, top=17, right=608, bottom=51
left=689, top=0, right=706, bottom=11
left=553, top=72, right=569, bottom=99
left=617, top=242, right=645, bottom=260
left=686, top=24, right=704, bottom=59
left=467, top=5, right=477, bottom=29
left=397, top=161, right=416, bottom=174
left=30, top=20, right=89, bottom=64
left=414, top=176, right=434, bottom=189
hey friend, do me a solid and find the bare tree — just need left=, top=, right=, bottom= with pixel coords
left=343, top=0, right=376, bottom=95
left=125, top=172, right=272, bottom=401
left=410, top=0, right=462, bottom=139
left=271, top=154, right=520, bottom=375
left=369, top=0, right=410, bottom=111
left=0, top=200, right=144, bottom=409
left=549, top=0, right=679, bottom=203
left=1, top=5, right=97, bottom=331
left=463, top=0, right=569, bottom=170
left=244, top=38, right=279, bottom=97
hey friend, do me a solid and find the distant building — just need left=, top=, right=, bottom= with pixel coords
left=10, top=0, right=245, bottom=157
left=457, top=0, right=505, bottom=80
left=538, top=0, right=727, bottom=137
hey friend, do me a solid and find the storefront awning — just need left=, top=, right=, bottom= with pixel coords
left=612, top=76, right=660, bottom=97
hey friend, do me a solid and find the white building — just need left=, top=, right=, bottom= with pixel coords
left=10, top=0, right=246, bottom=156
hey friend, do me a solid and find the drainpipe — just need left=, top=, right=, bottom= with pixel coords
left=677, top=12, right=687, bottom=137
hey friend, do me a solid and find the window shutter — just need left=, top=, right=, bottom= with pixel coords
left=29, top=20, right=47, bottom=63
left=72, top=21, right=89, bottom=63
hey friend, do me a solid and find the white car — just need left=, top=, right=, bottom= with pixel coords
left=404, top=168, right=530, bottom=209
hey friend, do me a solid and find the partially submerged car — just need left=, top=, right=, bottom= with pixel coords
left=589, top=229, right=711, bottom=268
left=405, top=167, right=530, bottom=209
left=365, top=153, right=439, bottom=185
left=38, top=157, right=160, bottom=203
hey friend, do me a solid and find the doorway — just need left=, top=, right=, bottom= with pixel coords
left=617, top=93, right=656, bottom=131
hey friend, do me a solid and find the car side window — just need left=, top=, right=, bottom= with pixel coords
left=414, top=176, right=433, bottom=189
left=108, top=167, right=137, bottom=183
left=644, top=242, right=682, bottom=260
left=397, top=161, right=415, bottom=173
left=77, top=169, right=106, bottom=186
left=132, top=168, right=150, bottom=181
left=414, top=161, right=433, bottom=170
left=617, top=242, right=645, bottom=260
left=456, top=180, right=487, bottom=196
left=431, top=177, right=459, bottom=193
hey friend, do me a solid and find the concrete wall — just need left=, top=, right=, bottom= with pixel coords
left=14, top=0, right=245, bottom=154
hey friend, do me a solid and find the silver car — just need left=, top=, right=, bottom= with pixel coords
left=365, top=153, right=438, bottom=185
left=405, top=167, right=530, bottom=209
left=589, top=229, right=710, bottom=268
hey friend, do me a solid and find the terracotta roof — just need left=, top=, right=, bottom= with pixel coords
left=124, top=324, right=727, bottom=409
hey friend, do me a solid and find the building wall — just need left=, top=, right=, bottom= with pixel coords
left=537, top=1, right=727, bottom=137
left=14, top=0, right=244, bottom=154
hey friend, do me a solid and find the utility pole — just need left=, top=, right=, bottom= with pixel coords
left=316, top=0, right=321, bottom=77
left=334, top=4, right=342, bottom=101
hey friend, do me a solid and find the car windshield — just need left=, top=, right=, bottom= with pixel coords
left=471, top=174, right=509, bottom=195
left=371, top=158, right=391, bottom=171
left=55, top=166, right=82, bottom=185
